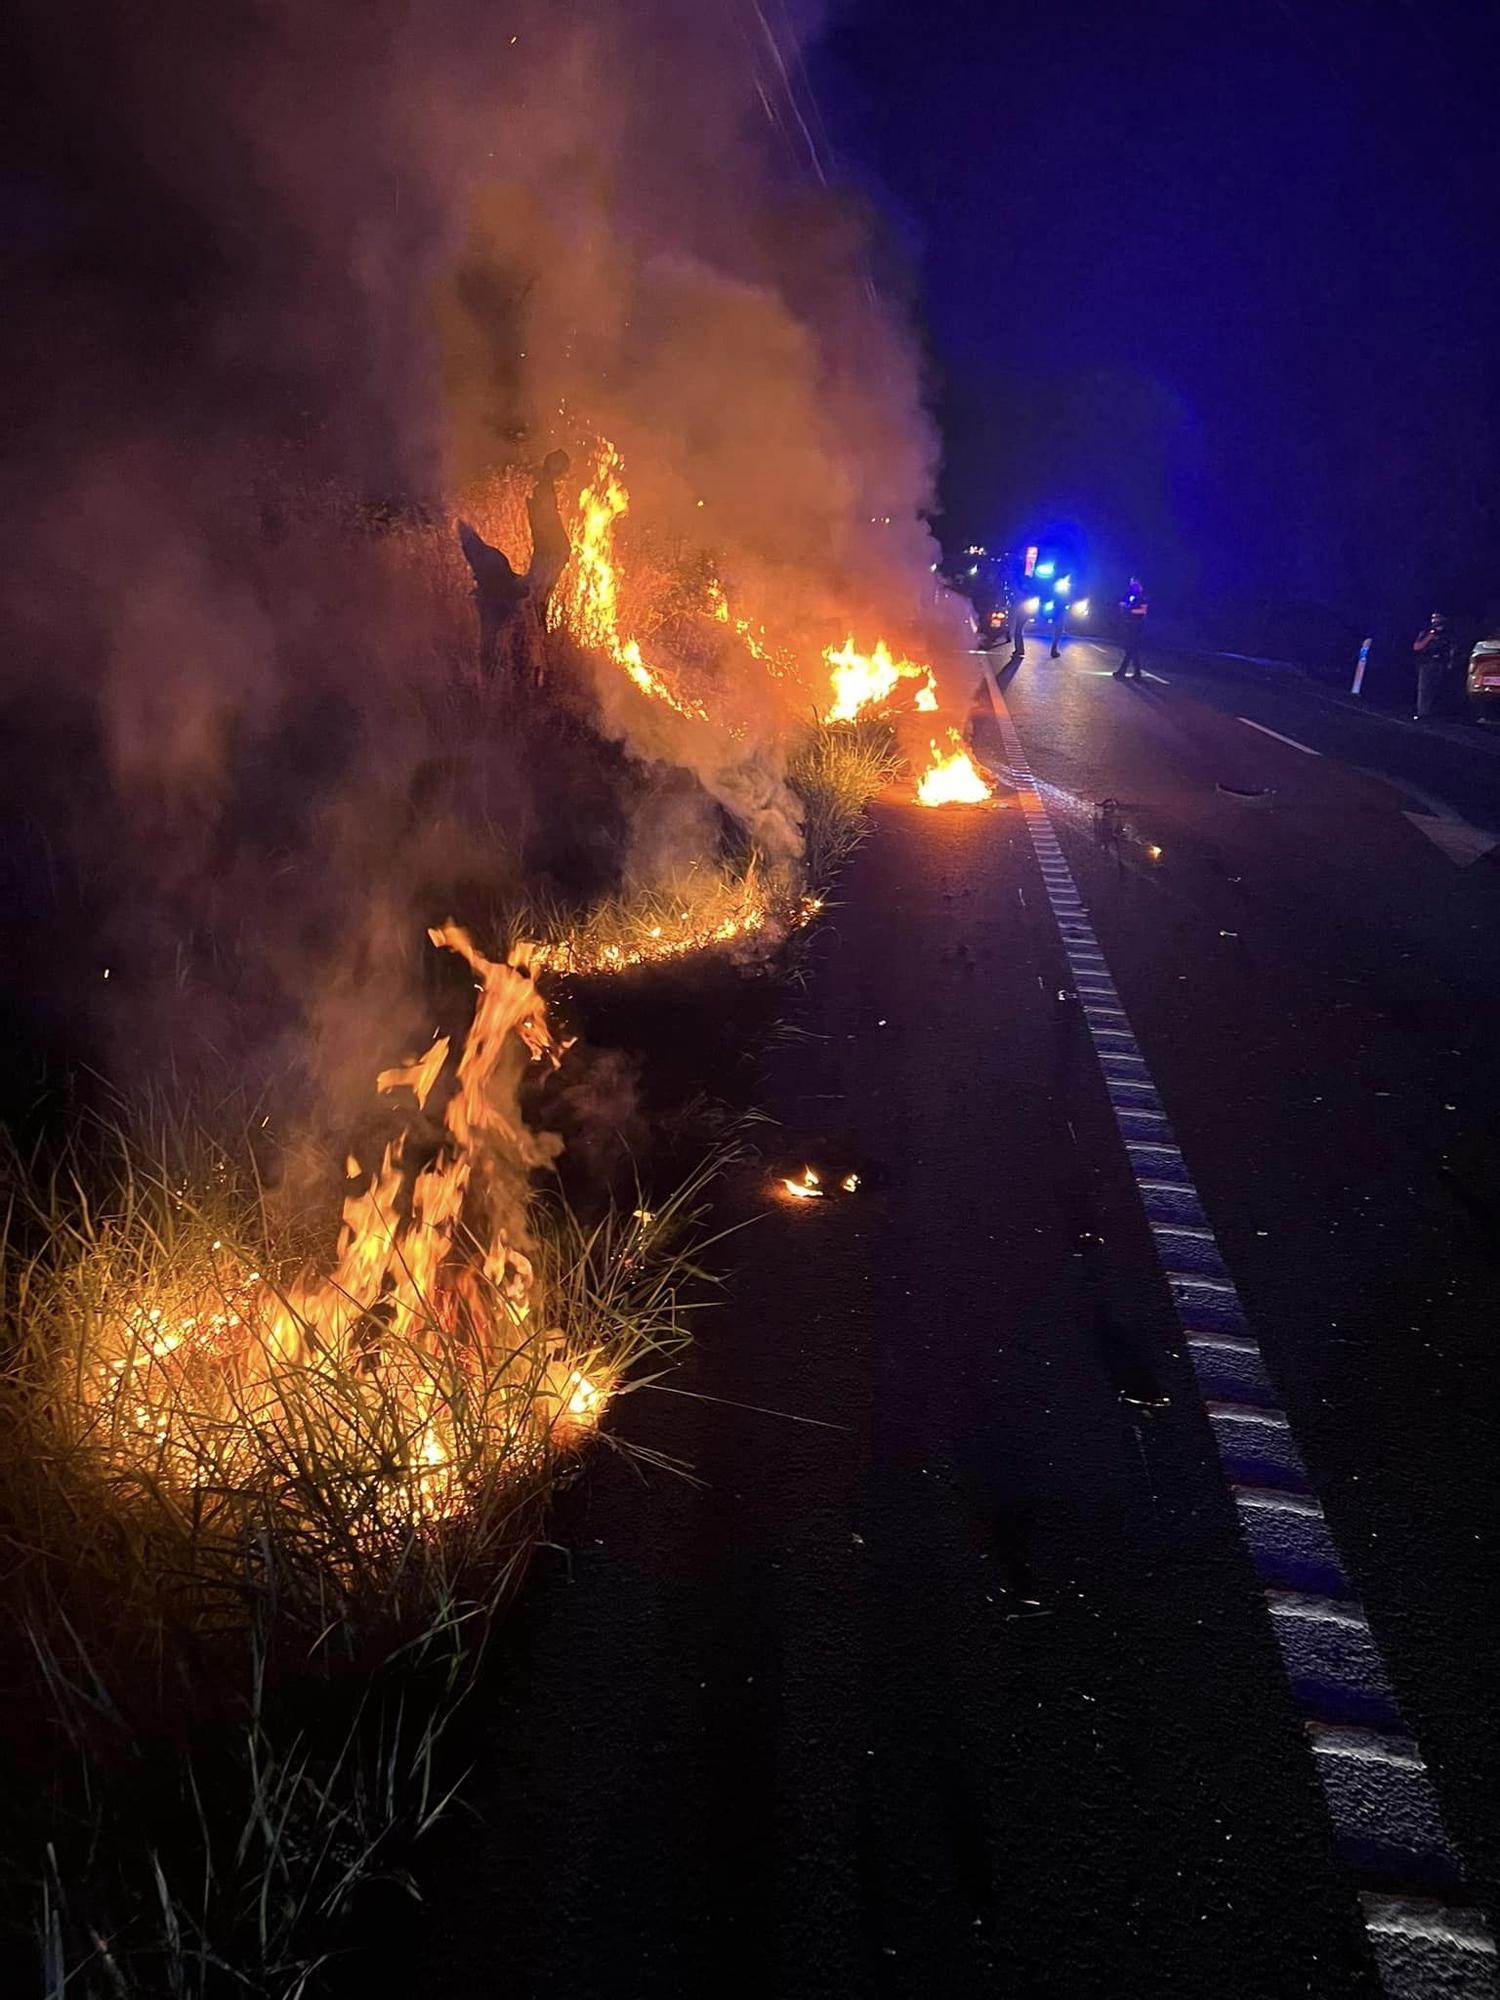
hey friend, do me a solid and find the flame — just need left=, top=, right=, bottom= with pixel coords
left=531, top=869, right=822, bottom=978
left=782, top=1166, right=824, bottom=1200
left=822, top=635, right=933, bottom=723
left=553, top=443, right=708, bottom=719
left=916, top=730, right=995, bottom=807
left=553, top=448, right=934, bottom=747
left=80, top=926, right=608, bottom=1522
left=706, top=577, right=795, bottom=681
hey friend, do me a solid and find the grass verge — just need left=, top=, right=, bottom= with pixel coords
left=0, top=1119, right=719, bottom=1997
left=1, top=716, right=897, bottom=1996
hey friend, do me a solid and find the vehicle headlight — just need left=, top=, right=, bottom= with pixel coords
left=1072, top=598, right=1090, bottom=618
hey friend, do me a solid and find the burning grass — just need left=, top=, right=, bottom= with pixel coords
left=0, top=1050, right=720, bottom=1993
left=0, top=412, right=954, bottom=1990
left=1, top=1142, right=702, bottom=1624
left=525, top=861, right=801, bottom=978
left=505, top=717, right=900, bottom=985
left=0, top=691, right=905, bottom=1991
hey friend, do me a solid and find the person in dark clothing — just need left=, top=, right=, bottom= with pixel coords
left=1411, top=610, right=1453, bottom=720
left=1049, top=596, right=1068, bottom=659
left=457, top=519, right=528, bottom=677
left=1113, top=577, right=1148, bottom=679
left=457, top=449, right=575, bottom=686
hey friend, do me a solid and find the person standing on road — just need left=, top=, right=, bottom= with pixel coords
left=1113, top=576, right=1148, bottom=680
left=1411, top=610, right=1453, bottom=720
left=1008, top=578, right=1030, bottom=662
left=1049, top=593, right=1069, bottom=659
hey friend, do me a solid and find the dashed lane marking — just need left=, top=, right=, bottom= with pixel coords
left=982, top=668, right=1496, bottom=1998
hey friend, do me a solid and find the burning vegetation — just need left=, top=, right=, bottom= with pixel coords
left=916, top=729, right=998, bottom=808
left=0, top=0, right=996, bottom=1986
left=60, top=926, right=606, bottom=1532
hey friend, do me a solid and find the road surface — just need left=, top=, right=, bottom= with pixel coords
left=411, top=638, right=1500, bottom=1998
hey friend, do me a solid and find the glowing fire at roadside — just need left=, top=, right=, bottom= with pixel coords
left=553, top=447, right=941, bottom=761
left=822, top=636, right=933, bottom=723
left=707, top=578, right=795, bottom=680
left=782, top=1166, right=824, bottom=1200
left=82, top=926, right=611, bottom=1523
left=916, top=730, right=995, bottom=807
left=530, top=872, right=822, bottom=979
left=554, top=443, right=708, bottom=719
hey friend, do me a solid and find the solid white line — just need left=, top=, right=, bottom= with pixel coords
left=1237, top=716, right=1321, bottom=757
left=1142, top=670, right=1171, bottom=685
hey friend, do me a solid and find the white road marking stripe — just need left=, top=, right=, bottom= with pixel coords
left=1237, top=716, right=1321, bottom=757
left=1142, top=670, right=1171, bottom=685
left=982, top=666, right=1492, bottom=1989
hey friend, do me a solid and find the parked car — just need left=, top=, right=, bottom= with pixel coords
left=1467, top=637, right=1500, bottom=719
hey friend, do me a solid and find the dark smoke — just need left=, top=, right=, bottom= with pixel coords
left=0, top=0, right=954, bottom=1137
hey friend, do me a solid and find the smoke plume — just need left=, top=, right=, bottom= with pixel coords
left=0, top=0, right=952, bottom=1132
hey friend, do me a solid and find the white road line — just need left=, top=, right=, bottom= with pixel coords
left=1142, top=670, right=1171, bottom=685
left=1237, top=716, right=1321, bottom=757
left=981, top=666, right=1493, bottom=1996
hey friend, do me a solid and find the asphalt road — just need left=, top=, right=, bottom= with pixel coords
left=412, top=637, right=1500, bottom=1999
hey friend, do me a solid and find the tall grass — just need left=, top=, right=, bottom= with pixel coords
left=787, top=717, right=904, bottom=881
left=0, top=1121, right=720, bottom=1996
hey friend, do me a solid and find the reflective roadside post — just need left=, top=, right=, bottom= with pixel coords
left=1352, top=634, right=1372, bottom=696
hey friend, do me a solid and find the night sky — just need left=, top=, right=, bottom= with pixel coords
left=816, top=0, right=1500, bottom=652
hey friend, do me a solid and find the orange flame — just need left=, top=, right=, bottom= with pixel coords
left=530, top=871, right=822, bottom=979
left=553, top=443, right=708, bottom=719
left=706, top=578, right=795, bottom=681
left=916, top=730, right=995, bottom=807
left=782, top=1166, right=825, bottom=1200
left=822, top=635, right=933, bottom=723
left=84, top=927, right=608, bottom=1521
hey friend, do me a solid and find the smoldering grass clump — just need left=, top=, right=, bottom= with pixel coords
left=788, top=717, right=904, bottom=880
left=510, top=719, right=902, bottom=986
left=0, top=1120, right=718, bottom=1996
left=522, top=858, right=800, bottom=978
